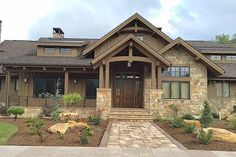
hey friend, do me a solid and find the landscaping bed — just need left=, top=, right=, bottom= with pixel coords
left=0, top=118, right=108, bottom=146
left=156, top=120, right=236, bottom=151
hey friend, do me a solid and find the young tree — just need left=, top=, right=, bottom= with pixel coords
left=200, top=101, right=214, bottom=128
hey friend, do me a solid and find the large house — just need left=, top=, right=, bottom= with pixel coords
left=0, top=13, right=235, bottom=119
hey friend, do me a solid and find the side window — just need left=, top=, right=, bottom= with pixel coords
left=85, top=79, right=99, bottom=99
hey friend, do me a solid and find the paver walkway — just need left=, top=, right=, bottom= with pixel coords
left=107, top=122, right=179, bottom=149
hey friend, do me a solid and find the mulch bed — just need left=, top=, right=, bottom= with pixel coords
left=156, top=120, right=236, bottom=151
left=0, top=118, right=108, bottom=146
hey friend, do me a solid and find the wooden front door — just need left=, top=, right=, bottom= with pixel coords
left=113, top=73, right=143, bottom=108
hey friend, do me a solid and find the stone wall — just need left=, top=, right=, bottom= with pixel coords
left=96, top=88, right=112, bottom=119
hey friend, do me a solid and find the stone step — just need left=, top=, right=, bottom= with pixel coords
left=109, top=117, right=153, bottom=122
left=109, top=112, right=152, bottom=116
left=109, top=114, right=152, bottom=118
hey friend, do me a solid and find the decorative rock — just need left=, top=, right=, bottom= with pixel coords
left=202, top=127, right=236, bottom=143
left=48, top=121, right=88, bottom=134
left=183, top=120, right=201, bottom=129
left=59, top=112, right=79, bottom=121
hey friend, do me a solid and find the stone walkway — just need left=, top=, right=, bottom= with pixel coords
left=107, top=122, right=179, bottom=149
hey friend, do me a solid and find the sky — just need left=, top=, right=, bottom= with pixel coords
left=0, top=0, right=236, bottom=41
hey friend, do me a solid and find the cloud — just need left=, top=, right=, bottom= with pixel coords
left=28, top=0, right=161, bottom=39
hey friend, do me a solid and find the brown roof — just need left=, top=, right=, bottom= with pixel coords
left=187, top=40, right=236, bottom=52
left=216, top=63, right=236, bottom=79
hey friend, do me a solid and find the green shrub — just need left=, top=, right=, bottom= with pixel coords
left=0, top=104, right=9, bottom=116
left=200, top=101, right=214, bottom=128
left=63, top=93, right=83, bottom=105
left=41, top=104, right=60, bottom=117
left=7, top=106, right=24, bottom=121
left=212, top=112, right=219, bottom=119
left=182, top=113, right=194, bottom=120
left=79, top=126, right=92, bottom=145
left=169, top=104, right=179, bottom=117
left=184, top=124, right=196, bottom=134
left=88, top=115, right=101, bottom=126
left=50, top=110, right=60, bottom=122
left=228, top=120, right=236, bottom=130
left=27, top=117, right=44, bottom=142
left=170, top=117, right=183, bottom=129
left=198, top=129, right=213, bottom=145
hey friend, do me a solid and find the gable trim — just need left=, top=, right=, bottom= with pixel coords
left=83, top=13, right=173, bottom=55
left=158, top=37, right=225, bottom=75
left=92, top=34, right=170, bottom=66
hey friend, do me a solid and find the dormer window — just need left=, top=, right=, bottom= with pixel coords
left=59, top=48, right=71, bottom=54
left=44, top=47, right=54, bottom=53
left=209, top=55, right=221, bottom=61
left=136, top=35, right=144, bottom=41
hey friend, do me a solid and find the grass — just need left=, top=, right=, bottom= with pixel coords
left=0, top=123, right=18, bottom=145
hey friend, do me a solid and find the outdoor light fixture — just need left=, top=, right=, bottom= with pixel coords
left=73, top=79, right=77, bottom=84
left=24, top=78, right=28, bottom=83
left=127, top=62, right=131, bottom=67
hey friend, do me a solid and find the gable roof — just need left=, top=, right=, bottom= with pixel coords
left=92, top=34, right=171, bottom=66
left=83, top=13, right=173, bottom=55
left=159, top=37, right=225, bottom=75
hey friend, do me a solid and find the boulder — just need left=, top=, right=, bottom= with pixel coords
left=59, top=112, right=79, bottom=121
left=226, top=113, right=236, bottom=121
left=48, top=121, right=88, bottom=134
left=202, top=127, right=236, bottom=143
left=183, top=119, right=201, bottom=129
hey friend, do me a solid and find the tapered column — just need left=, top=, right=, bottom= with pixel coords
left=99, top=65, right=104, bottom=88
left=157, top=66, right=162, bottom=89
left=151, top=62, right=156, bottom=89
left=105, top=62, right=110, bottom=88
left=64, top=71, right=69, bottom=107
left=5, top=71, right=11, bottom=106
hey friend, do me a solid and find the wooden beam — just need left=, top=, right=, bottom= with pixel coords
left=64, top=72, right=69, bottom=107
left=134, top=20, right=138, bottom=32
left=151, top=62, right=156, bottom=89
left=157, top=66, right=161, bottom=89
left=129, top=42, right=133, bottom=62
left=109, top=56, right=152, bottom=63
left=105, top=62, right=110, bottom=88
left=99, top=65, right=104, bottom=88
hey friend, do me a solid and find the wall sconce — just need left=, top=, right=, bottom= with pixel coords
left=73, top=79, right=77, bottom=84
left=127, top=62, right=131, bottom=67
left=24, top=78, right=28, bottom=83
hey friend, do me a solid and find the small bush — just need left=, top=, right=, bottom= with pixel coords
left=198, top=129, right=213, bottom=145
left=41, top=104, right=60, bottom=117
left=79, top=126, right=92, bottom=145
left=184, top=124, right=196, bottom=134
left=182, top=113, right=194, bottom=120
left=88, top=115, right=101, bottom=126
left=212, top=112, right=219, bottom=119
left=63, top=93, right=83, bottom=105
left=0, top=104, right=9, bottom=116
left=50, top=110, right=60, bottom=122
left=228, top=120, right=236, bottom=130
left=170, top=117, right=183, bottom=129
left=7, top=106, right=24, bottom=121
left=200, top=101, right=214, bottom=128
left=27, top=117, right=44, bottom=142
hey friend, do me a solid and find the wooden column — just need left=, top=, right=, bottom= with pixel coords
left=5, top=71, right=10, bottom=106
left=99, top=65, right=104, bottom=88
left=151, top=62, right=156, bottom=89
left=105, top=62, right=110, bottom=88
left=64, top=71, right=69, bottom=107
left=157, top=66, right=162, bottom=89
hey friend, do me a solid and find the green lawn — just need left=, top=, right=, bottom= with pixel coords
left=0, top=123, right=18, bottom=145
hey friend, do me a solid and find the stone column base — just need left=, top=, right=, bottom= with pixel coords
left=96, top=88, right=112, bottom=119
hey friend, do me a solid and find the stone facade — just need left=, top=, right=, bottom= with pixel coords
left=96, top=88, right=112, bottom=119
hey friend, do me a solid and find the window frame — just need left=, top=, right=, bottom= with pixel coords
left=226, top=55, right=236, bottom=61
left=44, top=47, right=55, bottom=53
left=162, top=81, right=190, bottom=99
left=14, top=78, right=19, bottom=91
left=162, top=66, right=190, bottom=77
left=85, top=78, right=99, bottom=99
left=215, top=81, right=230, bottom=98
left=59, top=47, right=71, bottom=54
left=209, top=55, right=222, bottom=61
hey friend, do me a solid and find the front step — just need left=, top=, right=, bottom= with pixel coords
left=108, top=108, right=154, bottom=122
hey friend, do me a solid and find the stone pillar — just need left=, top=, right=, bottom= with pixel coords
left=96, top=88, right=112, bottom=119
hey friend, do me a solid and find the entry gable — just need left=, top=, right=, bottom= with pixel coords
left=92, top=34, right=170, bottom=67
left=158, top=37, right=224, bottom=75
left=83, top=13, right=173, bottom=56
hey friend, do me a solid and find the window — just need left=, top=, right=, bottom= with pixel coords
left=215, top=82, right=230, bottom=97
left=226, top=55, right=236, bottom=61
left=162, top=66, right=190, bottom=77
left=209, top=55, right=221, bottom=61
left=85, top=79, right=99, bottom=99
left=136, top=35, right=144, bottom=41
left=44, top=47, right=54, bottom=53
left=15, top=79, right=19, bottom=91
left=59, top=48, right=71, bottom=54
left=162, top=81, right=190, bottom=99
left=33, top=77, right=64, bottom=98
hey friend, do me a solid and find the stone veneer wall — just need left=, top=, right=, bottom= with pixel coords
left=96, top=88, right=112, bottom=119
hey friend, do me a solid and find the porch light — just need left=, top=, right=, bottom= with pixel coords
left=73, top=79, right=77, bottom=84
left=24, top=78, right=28, bottom=83
left=127, top=62, right=132, bottom=67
